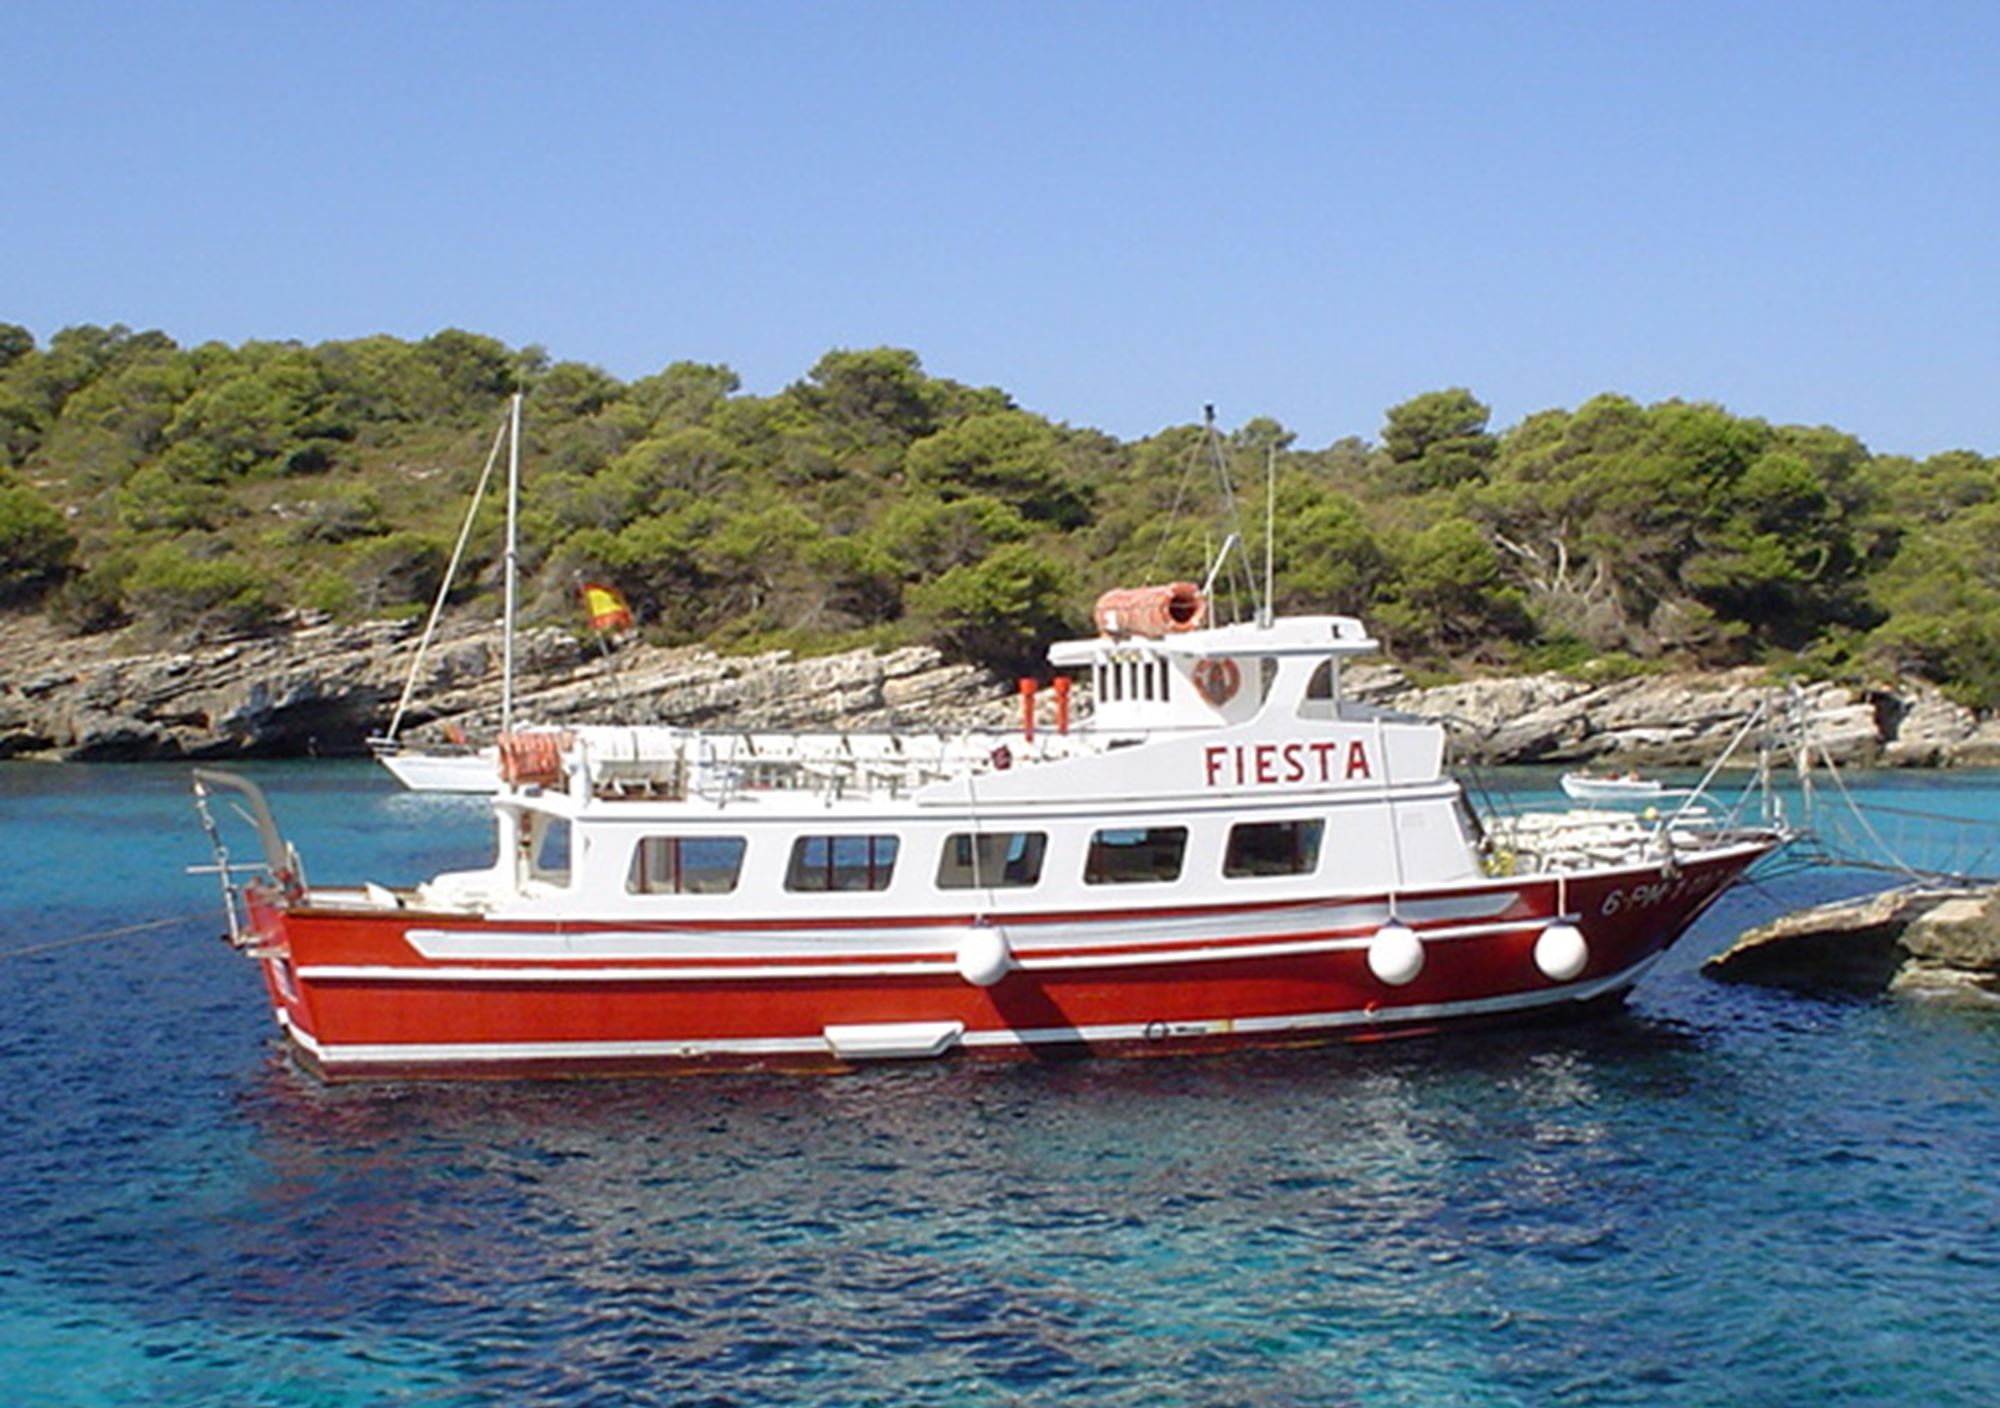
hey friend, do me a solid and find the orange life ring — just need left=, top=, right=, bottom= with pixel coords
left=1192, top=657, right=1241, bottom=706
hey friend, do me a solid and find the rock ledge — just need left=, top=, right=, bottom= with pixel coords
left=1704, top=884, right=2000, bottom=1005
left=7, top=611, right=2000, bottom=767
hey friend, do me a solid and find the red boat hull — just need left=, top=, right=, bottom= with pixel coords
left=243, top=844, right=1769, bottom=1081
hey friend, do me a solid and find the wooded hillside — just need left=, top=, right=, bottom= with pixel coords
left=2, top=322, right=1995, bottom=704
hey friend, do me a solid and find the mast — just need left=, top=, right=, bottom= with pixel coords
left=501, top=391, right=521, bottom=735
left=380, top=411, right=509, bottom=746
left=1262, top=442, right=1276, bottom=628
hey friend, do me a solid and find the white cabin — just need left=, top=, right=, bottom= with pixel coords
left=398, top=601, right=1496, bottom=935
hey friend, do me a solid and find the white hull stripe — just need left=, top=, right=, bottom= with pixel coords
left=394, top=890, right=1525, bottom=962
left=296, top=914, right=1561, bottom=984
left=280, top=956, right=1660, bottom=1069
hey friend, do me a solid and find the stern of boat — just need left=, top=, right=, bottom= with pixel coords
left=190, top=769, right=320, bottom=1042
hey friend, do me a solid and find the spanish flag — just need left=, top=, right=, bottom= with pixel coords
left=582, top=582, right=634, bottom=633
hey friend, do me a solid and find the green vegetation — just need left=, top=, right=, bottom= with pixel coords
left=2, top=320, right=1996, bottom=705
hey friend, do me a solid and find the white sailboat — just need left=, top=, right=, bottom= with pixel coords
left=370, top=394, right=524, bottom=793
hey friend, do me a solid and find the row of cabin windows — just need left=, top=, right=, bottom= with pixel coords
left=1097, top=658, right=1172, bottom=704
left=624, top=819, right=1326, bottom=895
left=1069, top=656, right=1344, bottom=716
left=1105, top=658, right=1337, bottom=712
left=1092, top=659, right=1292, bottom=707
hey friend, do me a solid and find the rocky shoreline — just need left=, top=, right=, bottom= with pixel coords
left=7, top=609, right=2000, bottom=768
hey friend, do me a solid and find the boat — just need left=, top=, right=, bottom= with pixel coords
left=367, top=395, right=525, bottom=794
left=191, top=574, right=1791, bottom=1081
left=1560, top=771, right=1679, bottom=803
left=371, top=737, right=501, bottom=794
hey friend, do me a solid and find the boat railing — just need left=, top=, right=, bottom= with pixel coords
left=1481, top=803, right=1749, bottom=874
left=563, top=724, right=1113, bottom=804
left=189, top=768, right=304, bottom=951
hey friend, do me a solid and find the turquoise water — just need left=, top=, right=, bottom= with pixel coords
left=2, top=762, right=1997, bottom=1406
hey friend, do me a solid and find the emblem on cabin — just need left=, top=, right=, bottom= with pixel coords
left=1191, top=657, right=1241, bottom=705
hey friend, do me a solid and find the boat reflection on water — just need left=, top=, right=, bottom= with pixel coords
left=219, top=1004, right=1747, bottom=1402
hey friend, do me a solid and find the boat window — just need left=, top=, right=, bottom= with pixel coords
left=786, top=834, right=900, bottom=892
left=627, top=835, right=747, bottom=895
left=529, top=817, right=572, bottom=886
left=1223, top=818, right=1324, bottom=878
left=1103, top=658, right=1170, bottom=702
left=1299, top=659, right=1337, bottom=719
left=1085, top=826, right=1188, bottom=884
left=936, top=831, right=1047, bottom=889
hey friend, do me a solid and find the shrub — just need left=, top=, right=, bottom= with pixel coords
left=285, top=486, right=386, bottom=545
left=125, top=545, right=279, bottom=634
left=909, top=543, right=1075, bottom=674
left=115, top=464, right=234, bottom=532
left=0, top=482, right=76, bottom=602
left=48, top=567, right=129, bottom=635
left=298, top=566, right=357, bottom=616
left=344, top=530, right=449, bottom=614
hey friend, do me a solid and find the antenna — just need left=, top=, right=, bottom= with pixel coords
left=1200, top=407, right=1260, bottom=623
left=1145, top=406, right=1267, bottom=624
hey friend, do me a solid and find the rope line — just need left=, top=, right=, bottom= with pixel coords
left=0, top=913, right=205, bottom=962
left=1822, top=797, right=2000, bottom=828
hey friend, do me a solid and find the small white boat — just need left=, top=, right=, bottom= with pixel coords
left=370, top=741, right=500, bottom=794
left=1560, top=772, right=1674, bottom=802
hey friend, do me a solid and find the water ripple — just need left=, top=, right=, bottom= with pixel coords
left=6, top=765, right=2000, bottom=1403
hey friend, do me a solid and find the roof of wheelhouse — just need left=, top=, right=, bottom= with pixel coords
left=1046, top=613, right=1379, bottom=667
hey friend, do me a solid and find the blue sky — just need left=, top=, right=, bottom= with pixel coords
left=8, top=1, right=1999, bottom=457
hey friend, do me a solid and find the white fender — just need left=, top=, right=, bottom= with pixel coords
left=1367, top=921, right=1424, bottom=986
left=956, top=926, right=1013, bottom=987
left=1535, top=922, right=1589, bottom=982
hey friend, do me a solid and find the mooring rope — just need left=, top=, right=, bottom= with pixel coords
left=0, top=913, right=205, bottom=962
left=1826, top=797, right=2000, bottom=827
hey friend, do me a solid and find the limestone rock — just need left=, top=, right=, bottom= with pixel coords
left=1704, top=883, right=2000, bottom=1004
left=1893, top=893, right=2000, bottom=1002
left=0, top=606, right=1005, bottom=761
left=6, top=607, right=2000, bottom=768
left=1401, top=675, right=1594, bottom=761
left=1880, top=686, right=1981, bottom=766
left=1395, top=668, right=1805, bottom=768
